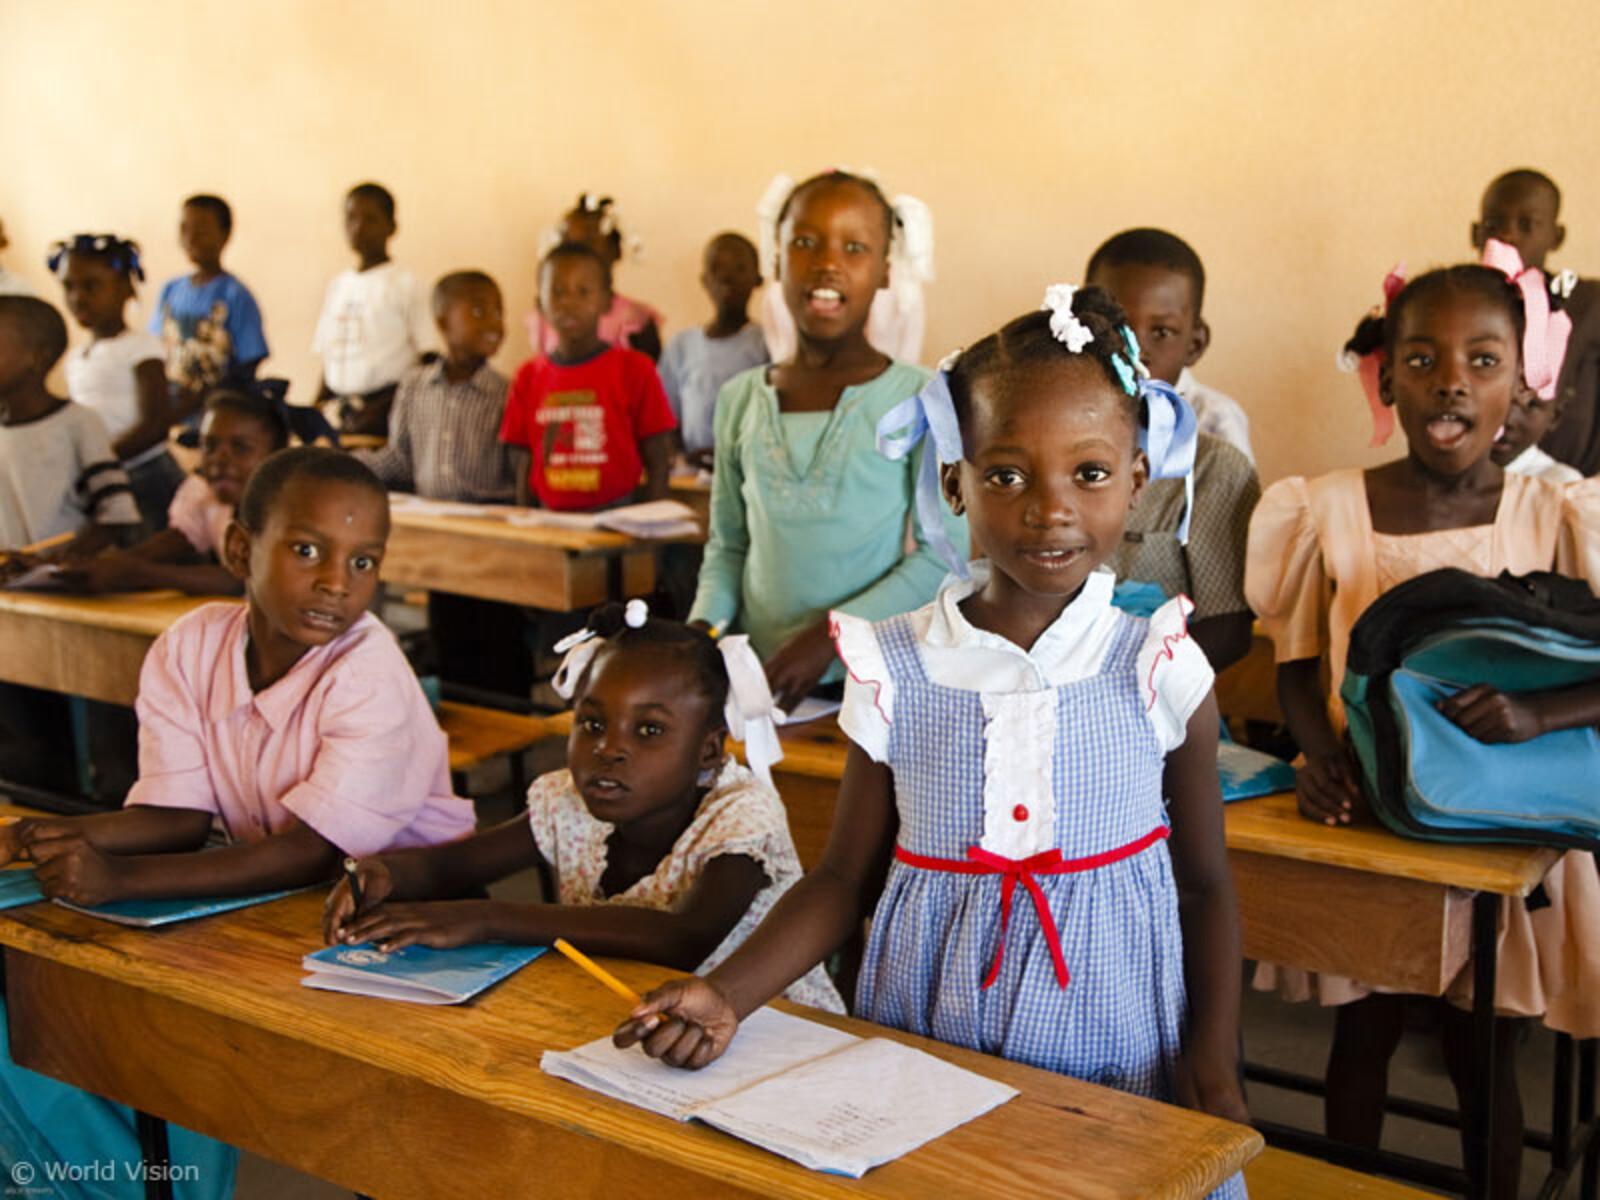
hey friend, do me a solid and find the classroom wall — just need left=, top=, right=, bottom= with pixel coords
left=5, top=0, right=1599, bottom=487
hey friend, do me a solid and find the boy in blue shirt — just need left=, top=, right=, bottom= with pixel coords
left=149, top=194, right=269, bottom=421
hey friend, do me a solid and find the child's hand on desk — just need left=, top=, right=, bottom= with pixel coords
left=1173, top=1045, right=1251, bottom=1126
left=334, top=900, right=493, bottom=951
left=612, top=977, right=740, bottom=1070
left=321, top=858, right=396, bottom=943
left=764, top=619, right=836, bottom=713
left=27, top=832, right=125, bottom=905
left=0, top=553, right=39, bottom=585
left=2, top=818, right=73, bottom=866
left=1437, top=684, right=1545, bottom=744
left=55, top=551, right=142, bottom=594
left=1295, top=749, right=1362, bottom=826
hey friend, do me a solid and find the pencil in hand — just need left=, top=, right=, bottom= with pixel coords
left=552, top=938, right=660, bottom=1032
left=343, top=857, right=365, bottom=915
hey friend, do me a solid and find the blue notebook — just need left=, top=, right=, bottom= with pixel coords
left=54, top=888, right=300, bottom=927
left=1217, top=742, right=1297, bottom=802
left=0, top=868, right=45, bottom=910
left=301, top=941, right=547, bottom=1005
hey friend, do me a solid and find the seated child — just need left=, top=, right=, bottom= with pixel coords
left=616, top=288, right=1247, bottom=1200
left=0, top=446, right=473, bottom=1194
left=355, top=269, right=525, bottom=695
left=1472, top=167, right=1598, bottom=476
left=55, top=233, right=184, bottom=530
left=313, top=182, right=434, bottom=437
left=500, top=242, right=675, bottom=512
left=149, top=194, right=269, bottom=422
left=325, top=599, right=842, bottom=1012
left=0, top=217, right=35, bottom=297
left=57, top=388, right=289, bottom=595
left=659, top=232, right=769, bottom=468
left=1086, top=229, right=1261, bottom=671
left=528, top=193, right=663, bottom=360
left=0, top=296, right=140, bottom=560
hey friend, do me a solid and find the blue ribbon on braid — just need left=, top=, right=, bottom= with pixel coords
left=1136, top=378, right=1199, bottom=544
left=47, top=234, right=144, bottom=282
left=875, top=369, right=969, bottom=580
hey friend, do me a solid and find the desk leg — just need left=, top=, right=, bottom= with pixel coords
left=1580, top=1039, right=1597, bottom=1200
left=134, top=1110, right=174, bottom=1200
left=1467, top=891, right=1499, bottom=1200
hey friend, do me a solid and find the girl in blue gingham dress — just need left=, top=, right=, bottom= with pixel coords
left=617, top=289, right=1249, bottom=1196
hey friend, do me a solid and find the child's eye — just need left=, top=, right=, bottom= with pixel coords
left=790, top=234, right=815, bottom=250
left=1403, top=353, right=1435, bottom=370
left=845, top=240, right=868, bottom=254
left=1076, top=464, right=1113, bottom=484
left=290, top=542, right=320, bottom=561
left=637, top=722, right=665, bottom=738
left=1470, top=352, right=1501, bottom=369
left=1152, top=327, right=1175, bottom=340
left=351, top=554, right=378, bottom=572
left=578, top=715, right=604, bottom=735
left=984, top=467, right=1026, bottom=488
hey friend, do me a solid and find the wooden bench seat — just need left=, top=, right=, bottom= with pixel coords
left=1244, top=1146, right=1439, bottom=1198
left=436, top=701, right=551, bottom=795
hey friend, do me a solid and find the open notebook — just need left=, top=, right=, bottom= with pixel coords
left=1217, top=741, right=1298, bottom=802
left=54, top=888, right=300, bottom=926
left=542, top=1006, right=1016, bottom=1177
left=302, top=941, right=546, bottom=1004
left=0, top=867, right=44, bottom=910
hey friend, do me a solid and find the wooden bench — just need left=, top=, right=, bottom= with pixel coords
left=1244, top=1147, right=1439, bottom=1198
left=437, top=702, right=551, bottom=796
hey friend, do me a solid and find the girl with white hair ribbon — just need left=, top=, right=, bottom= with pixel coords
left=616, top=288, right=1248, bottom=1200
left=526, top=192, right=665, bottom=361
left=327, top=597, right=842, bottom=1013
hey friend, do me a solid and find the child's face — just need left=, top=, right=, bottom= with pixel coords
left=0, top=316, right=38, bottom=397
left=61, top=253, right=132, bottom=334
left=1491, top=389, right=1561, bottom=467
left=225, top=477, right=387, bottom=656
left=344, top=194, right=395, bottom=261
left=1382, top=286, right=1521, bottom=478
left=200, top=408, right=280, bottom=508
left=701, top=236, right=760, bottom=313
left=1086, top=262, right=1206, bottom=386
left=179, top=204, right=228, bottom=268
left=1472, top=179, right=1565, bottom=270
left=568, top=644, right=722, bottom=831
left=778, top=181, right=890, bottom=342
left=438, top=282, right=504, bottom=361
left=561, top=213, right=619, bottom=266
left=539, top=256, right=611, bottom=349
left=942, top=358, right=1145, bottom=602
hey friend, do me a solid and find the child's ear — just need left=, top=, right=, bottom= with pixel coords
left=1470, top=220, right=1486, bottom=252
left=221, top=520, right=252, bottom=581
left=1185, top=316, right=1211, bottom=368
left=697, top=722, right=726, bottom=777
left=1554, top=223, right=1567, bottom=253
left=1378, top=360, right=1396, bottom=407
left=1129, top=448, right=1150, bottom=507
left=939, top=460, right=966, bottom=516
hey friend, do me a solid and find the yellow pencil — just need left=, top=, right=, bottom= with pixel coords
left=552, top=937, right=641, bottom=1004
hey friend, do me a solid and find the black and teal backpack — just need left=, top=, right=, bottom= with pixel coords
left=1341, top=568, right=1600, bottom=851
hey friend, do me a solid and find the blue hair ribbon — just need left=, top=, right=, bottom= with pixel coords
left=876, top=370, right=969, bottom=580
left=47, top=234, right=144, bottom=282
left=1136, top=378, right=1199, bottom=544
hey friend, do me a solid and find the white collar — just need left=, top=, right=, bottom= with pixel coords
left=925, top=562, right=1116, bottom=659
left=1175, top=366, right=1197, bottom=398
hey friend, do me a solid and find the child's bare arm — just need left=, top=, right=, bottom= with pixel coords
left=57, top=534, right=241, bottom=596
left=615, top=746, right=897, bottom=1068
left=509, top=447, right=534, bottom=507
left=322, top=814, right=544, bottom=941
left=1438, top=679, right=1600, bottom=742
left=5, top=806, right=212, bottom=865
left=638, top=431, right=673, bottom=500
left=28, top=817, right=345, bottom=907
left=1189, top=611, right=1254, bottom=674
left=1277, top=657, right=1360, bottom=824
left=337, top=854, right=766, bottom=967
left=1163, top=691, right=1249, bottom=1124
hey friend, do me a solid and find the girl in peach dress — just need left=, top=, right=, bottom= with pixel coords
left=1246, top=247, right=1600, bottom=1197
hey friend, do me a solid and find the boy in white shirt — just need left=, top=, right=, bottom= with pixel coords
left=313, top=182, right=433, bottom=437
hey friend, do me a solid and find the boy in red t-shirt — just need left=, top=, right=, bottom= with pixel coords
left=500, top=242, right=675, bottom=511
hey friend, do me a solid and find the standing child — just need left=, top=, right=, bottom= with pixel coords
left=54, top=233, right=184, bottom=530
left=313, top=182, right=434, bottom=436
left=0, top=446, right=474, bottom=1196
left=619, top=288, right=1248, bottom=1200
left=324, top=599, right=842, bottom=1012
left=500, top=242, right=675, bottom=512
left=149, top=194, right=269, bottom=422
left=529, top=193, right=663, bottom=360
left=688, top=171, right=967, bottom=710
left=1247, top=257, right=1600, bottom=1197
left=659, top=232, right=769, bottom=468
left=1471, top=167, right=1599, bottom=476
left=1086, top=229, right=1261, bottom=671
left=56, top=388, right=289, bottom=595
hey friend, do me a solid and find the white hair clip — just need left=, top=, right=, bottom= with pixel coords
left=937, top=346, right=963, bottom=374
left=1553, top=269, right=1578, bottom=300
left=1041, top=284, right=1094, bottom=353
left=550, top=600, right=651, bottom=699
left=1336, top=347, right=1361, bottom=374
left=623, top=598, right=648, bottom=628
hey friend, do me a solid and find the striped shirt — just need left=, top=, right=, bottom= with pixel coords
left=354, top=360, right=514, bottom=502
left=0, top=400, right=140, bottom=545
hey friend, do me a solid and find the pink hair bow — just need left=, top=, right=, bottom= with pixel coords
left=1353, top=265, right=1408, bottom=447
left=1479, top=238, right=1573, bottom=401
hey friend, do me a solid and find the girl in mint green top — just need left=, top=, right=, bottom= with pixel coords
left=688, top=171, right=967, bottom=708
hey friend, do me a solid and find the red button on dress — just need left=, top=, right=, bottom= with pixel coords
left=1012, top=804, right=1029, bottom=822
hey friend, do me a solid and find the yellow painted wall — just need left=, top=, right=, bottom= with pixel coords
left=4, top=0, right=1598, bottom=486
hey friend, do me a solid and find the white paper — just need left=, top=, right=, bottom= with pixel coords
left=595, top=499, right=701, bottom=539
left=782, top=696, right=841, bottom=724
left=387, top=493, right=511, bottom=520
left=300, top=973, right=459, bottom=1005
left=541, top=1006, right=856, bottom=1121
left=3, top=563, right=63, bottom=591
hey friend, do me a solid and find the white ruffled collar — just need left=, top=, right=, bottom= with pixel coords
left=925, top=562, right=1116, bottom=660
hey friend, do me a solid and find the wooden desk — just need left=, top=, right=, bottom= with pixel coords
left=0, top=889, right=1260, bottom=1199
left=0, top=590, right=231, bottom=706
left=384, top=509, right=656, bottom=610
